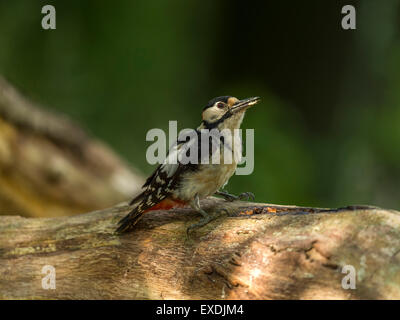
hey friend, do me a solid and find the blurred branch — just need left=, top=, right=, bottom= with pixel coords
left=0, top=76, right=144, bottom=217
left=0, top=198, right=399, bottom=299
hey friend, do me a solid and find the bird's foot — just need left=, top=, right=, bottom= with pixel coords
left=216, top=190, right=255, bottom=202
left=186, top=208, right=228, bottom=236
left=237, top=192, right=255, bottom=201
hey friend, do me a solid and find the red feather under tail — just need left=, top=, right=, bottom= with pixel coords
left=116, top=198, right=187, bottom=233
left=143, top=198, right=187, bottom=213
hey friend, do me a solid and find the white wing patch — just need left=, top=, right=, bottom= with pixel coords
left=161, top=162, right=179, bottom=178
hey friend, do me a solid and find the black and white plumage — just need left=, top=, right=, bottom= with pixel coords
left=116, top=95, right=260, bottom=234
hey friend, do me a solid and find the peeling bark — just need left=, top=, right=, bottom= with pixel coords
left=1, top=198, right=399, bottom=299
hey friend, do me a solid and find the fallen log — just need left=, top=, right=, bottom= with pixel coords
left=0, top=76, right=143, bottom=217
left=1, top=198, right=399, bottom=299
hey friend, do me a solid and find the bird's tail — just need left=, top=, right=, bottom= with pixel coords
left=116, top=206, right=145, bottom=233
left=116, top=191, right=148, bottom=233
left=129, top=191, right=146, bottom=205
left=116, top=194, right=187, bottom=234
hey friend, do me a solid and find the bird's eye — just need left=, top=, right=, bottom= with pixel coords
left=217, top=102, right=225, bottom=109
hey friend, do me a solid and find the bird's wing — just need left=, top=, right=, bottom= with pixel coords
left=130, top=129, right=200, bottom=206
left=118, top=129, right=213, bottom=233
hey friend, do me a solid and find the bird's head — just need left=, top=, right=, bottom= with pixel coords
left=201, top=96, right=260, bottom=130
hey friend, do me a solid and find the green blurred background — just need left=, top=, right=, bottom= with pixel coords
left=0, top=0, right=399, bottom=210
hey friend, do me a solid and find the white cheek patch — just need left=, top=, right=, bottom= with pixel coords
left=202, top=107, right=221, bottom=122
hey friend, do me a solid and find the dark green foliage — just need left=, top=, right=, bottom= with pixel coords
left=0, top=0, right=399, bottom=209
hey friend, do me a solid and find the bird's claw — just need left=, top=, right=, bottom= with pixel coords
left=217, top=190, right=255, bottom=202
left=224, top=194, right=237, bottom=202
left=237, top=192, right=255, bottom=201
left=186, top=208, right=228, bottom=236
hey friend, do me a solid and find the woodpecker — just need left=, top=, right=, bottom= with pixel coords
left=116, top=96, right=260, bottom=234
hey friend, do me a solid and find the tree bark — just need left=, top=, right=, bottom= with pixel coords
left=1, top=198, right=399, bottom=299
left=0, top=76, right=143, bottom=217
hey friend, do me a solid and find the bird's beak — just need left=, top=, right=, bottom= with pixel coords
left=231, top=96, right=260, bottom=114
